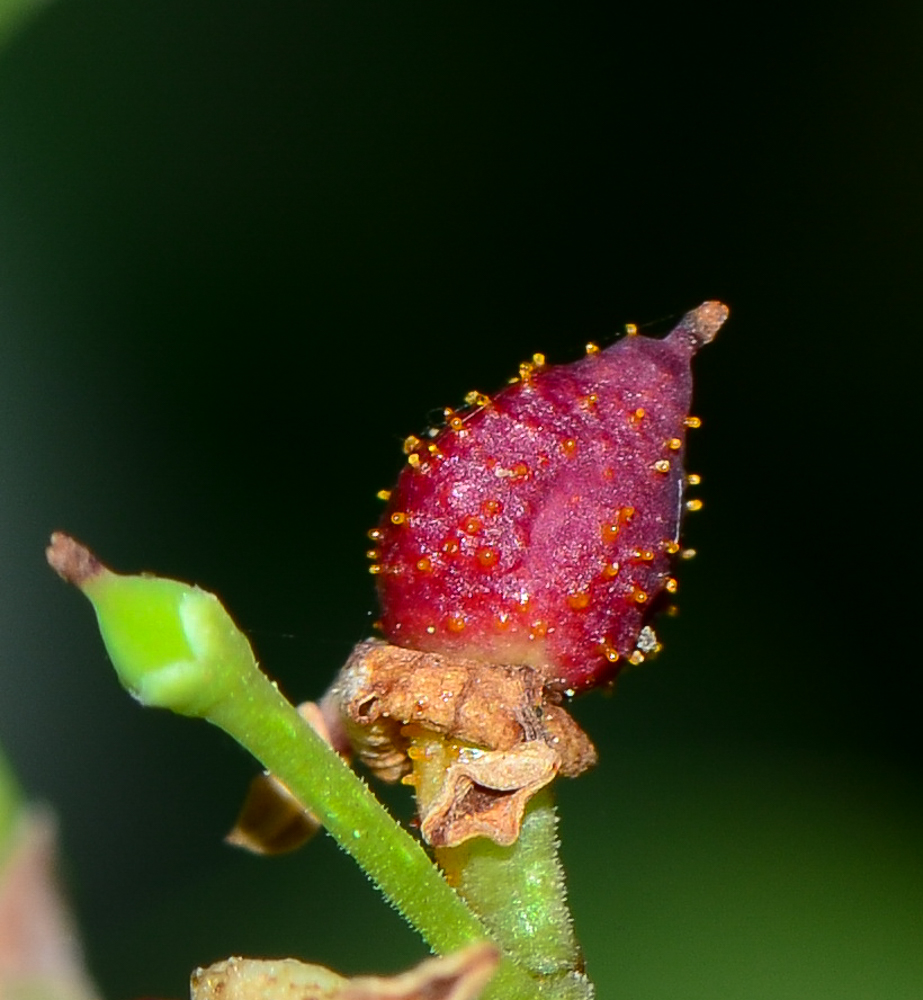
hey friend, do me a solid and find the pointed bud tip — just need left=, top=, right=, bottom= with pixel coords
left=46, top=532, right=106, bottom=588
left=683, top=300, right=729, bottom=347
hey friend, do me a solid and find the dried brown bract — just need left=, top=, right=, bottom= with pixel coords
left=326, top=640, right=596, bottom=846
left=334, top=640, right=596, bottom=781
left=191, top=942, right=499, bottom=1000
left=419, top=740, right=559, bottom=848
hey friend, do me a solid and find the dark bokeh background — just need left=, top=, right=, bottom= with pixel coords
left=0, top=2, right=920, bottom=998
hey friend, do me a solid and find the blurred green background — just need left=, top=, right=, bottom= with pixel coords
left=0, top=2, right=920, bottom=998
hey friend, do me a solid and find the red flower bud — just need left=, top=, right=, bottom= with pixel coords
left=370, top=302, right=726, bottom=692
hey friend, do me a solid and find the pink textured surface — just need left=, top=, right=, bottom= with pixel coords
left=372, top=304, right=724, bottom=692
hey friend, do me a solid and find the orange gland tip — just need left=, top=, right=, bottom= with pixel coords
left=532, top=352, right=546, bottom=367
left=562, top=437, right=577, bottom=456
left=684, top=415, right=703, bottom=429
left=366, top=549, right=380, bottom=560
left=443, top=408, right=466, bottom=432
left=630, top=407, right=646, bottom=424
left=625, top=322, right=639, bottom=336
left=602, top=561, right=620, bottom=578
left=580, top=393, right=599, bottom=410
left=400, top=773, right=417, bottom=786
left=601, top=522, right=620, bottom=544
left=653, top=459, right=671, bottom=473
left=685, top=498, right=704, bottom=512
left=403, top=435, right=422, bottom=454
left=390, top=511, right=407, bottom=525
left=686, top=473, right=702, bottom=486
left=376, top=489, right=392, bottom=501
left=631, top=586, right=649, bottom=604
left=368, top=528, right=383, bottom=541
left=567, top=590, right=591, bottom=610
left=368, top=564, right=382, bottom=575
left=464, top=390, right=491, bottom=407
left=633, top=549, right=655, bottom=562
left=407, top=453, right=422, bottom=469
left=667, top=437, right=683, bottom=451
left=665, top=577, right=679, bottom=593
left=598, top=641, right=620, bottom=664
left=416, top=557, right=433, bottom=573
left=628, top=650, right=645, bottom=665
left=663, top=539, right=681, bottom=554
left=476, top=546, right=498, bottom=568
left=446, top=615, right=466, bottom=633
left=585, top=342, right=600, bottom=355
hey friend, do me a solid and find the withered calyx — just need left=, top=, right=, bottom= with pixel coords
left=331, top=639, right=597, bottom=847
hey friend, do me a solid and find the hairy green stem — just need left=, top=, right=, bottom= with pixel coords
left=205, top=677, right=543, bottom=998
left=407, top=730, right=594, bottom=1000
left=438, top=790, right=594, bottom=1000
left=48, top=536, right=541, bottom=998
left=438, top=789, right=579, bottom=973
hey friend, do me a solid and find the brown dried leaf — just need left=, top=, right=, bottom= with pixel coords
left=191, top=955, right=345, bottom=1000
left=335, top=640, right=596, bottom=783
left=191, top=943, right=499, bottom=1000
left=420, top=742, right=559, bottom=848
left=225, top=773, right=321, bottom=856
left=539, top=706, right=597, bottom=779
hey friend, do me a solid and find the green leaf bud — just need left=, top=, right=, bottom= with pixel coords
left=46, top=533, right=257, bottom=717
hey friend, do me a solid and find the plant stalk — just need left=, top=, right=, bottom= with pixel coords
left=410, top=732, right=595, bottom=1000
left=48, top=537, right=542, bottom=998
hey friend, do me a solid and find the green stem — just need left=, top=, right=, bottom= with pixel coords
left=438, top=789, right=594, bottom=1000
left=407, top=730, right=594, bottom=1000
left=48, top=537, right=540, bottom=998
left=210, top=675, right=479, bottom=950
left=438, top=789, right=578, bottom=974
left=206, top=677, right=539, bottom=998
